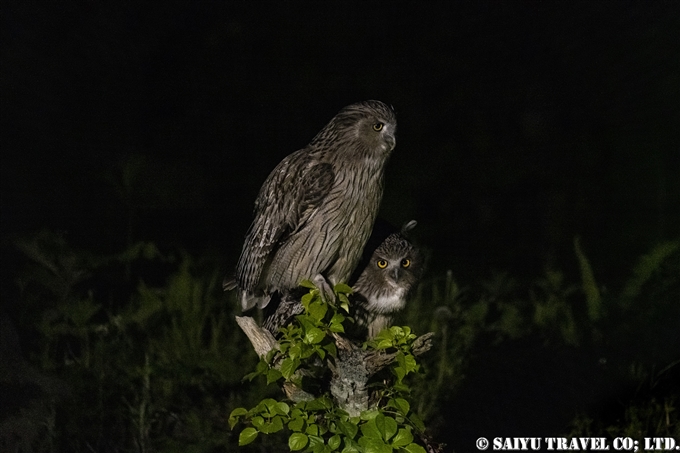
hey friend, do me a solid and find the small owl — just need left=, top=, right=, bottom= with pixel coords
left=224, top=101, right=397, bottom=312
left=262, top=220, right=423, bottom=339
left=350, top=220, right=423, bottom=339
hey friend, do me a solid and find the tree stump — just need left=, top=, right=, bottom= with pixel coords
left=235, top=315, right=434, bottom=416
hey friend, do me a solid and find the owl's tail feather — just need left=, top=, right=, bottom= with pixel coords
left=238, top=292, right=271, bottom=312
left=223, top=275, right=272, bottom=312
left=222, top=276, right=237, bottom=291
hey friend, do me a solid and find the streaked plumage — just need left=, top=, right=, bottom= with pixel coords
left=263, top=220, right=423, bottom=339
left=225, top=101, right=397, bottom=312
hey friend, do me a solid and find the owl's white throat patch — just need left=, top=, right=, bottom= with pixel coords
left=366, top=287, right=406, bottom=314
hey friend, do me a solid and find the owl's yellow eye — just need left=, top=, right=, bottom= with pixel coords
left=401, top=259, right=411, bottom=268
left=372, top=122, right=384, bottom=131
left=377, top=259, right=388, bottom=269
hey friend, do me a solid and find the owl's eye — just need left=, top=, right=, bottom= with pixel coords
left=401, top=259, right=411, bottom=268
left=372, top=122, right=384, bottom=131
left=377, top=259, right=388, bottom=269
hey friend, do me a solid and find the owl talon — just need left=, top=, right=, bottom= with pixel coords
left=313, top=274, right=335, bottom=303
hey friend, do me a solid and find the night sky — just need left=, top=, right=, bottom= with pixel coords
left=3, top=2, right=679, bottom=278
left=2, top=1, right=680, bottom=449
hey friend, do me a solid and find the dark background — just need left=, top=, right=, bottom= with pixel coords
left=2, top=1, right=679, bottom=450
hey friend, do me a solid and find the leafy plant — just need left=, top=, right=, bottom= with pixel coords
left=229, top=283, right=434, bottom=452
left=5, top=231, right=264, bottom=452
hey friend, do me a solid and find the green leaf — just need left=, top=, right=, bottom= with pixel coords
left=402, top=354, right=417, bottom=373
left=306, top=423, right=319, bottom=436
left=242, top=371, right=260, bottom=382
left=395, top=352, right=406, bottom=368
left=275, top=401, right=290, bottom=416
left=305, top=398, right=326, bottom=411
left=272, top=415, right=285, bottom=432
left=262, top=398, right=280, bottom=414
left=392, top=382, right=410, bottom=394
left=300, top=280, right=317, bottom=289
left=289, top=433, right=309, bottom=451
left=374, top=413, right=387, bottom=438
left=341, top=442, right=361, bottom=453
left=330, top=312, right=346, bottom=332
left=255, top=359, right=269, bottom=374
left=360, top=409, right=380, bottom=421
left=288, top=416, right=305, bottom=432
left=382, top=415, right=398, bottom=441
left=393, top=365, right=406, bottom=382
left=374, top=329, right=393, bottom=342
left=376, top=339, right=393, bottom=349
left=288, top=344, right=302, bottom=360
left=328, top=434, right=342, bottom=450
left=389, top=398, right=410, bottom=416
left=297, top=315, right=317, bottom=331
left=330, top=322, right=345, bottom=333
left=309, top=435, right=325, bottom=452
left=301, top=292, right=314, bottom=308
left=337, top=419, right=359, bottom=439
left=260, top=416, right=284, bottom=434
left=304, top=327, right=325, bottom=344
left=300, top=346, right=316, bottom=359
left=281, top=357, right=299, bottom=379
left=331, top=312, right=345, bottom=322
left=266, top=368, right=283, bottom=384
left=408, top=413, right=425, bottom=432
left=360, top=418, right=382, bottom=440
left=229, top=407, right=248, bottom=418
left=265, top=348, right=278, bottom=363
left=358, top=437, right=392, bottom=453
left=334, top=282, right=353, bottom=294
left=238, top=427, right=258, bottom=446
left=309, top=300, right=328, bottom=321
left=251, top=416, right=265, bottom=429
left=323, top=341, right=338, bottom=357
left=228, top=407, right=248, bottom=429
left=390, top=326, right=405, bottom=338
left=372, top=413, right=398, bottom=441
left=391, top=428, right=413, bottom=447
left=402, top=443, right=427, bottom=453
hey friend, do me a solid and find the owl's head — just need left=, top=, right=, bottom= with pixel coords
left=368, top=230, right=421, bottom=290
left=311, top=100, right=397, bottom=157
left=346, top=100, right=397, bottom=153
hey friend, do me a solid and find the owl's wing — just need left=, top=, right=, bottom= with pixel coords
left=235, top=149, right=334, bottom=297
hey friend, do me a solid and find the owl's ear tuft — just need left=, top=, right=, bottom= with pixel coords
left=401, top=220, right=417, bottom=234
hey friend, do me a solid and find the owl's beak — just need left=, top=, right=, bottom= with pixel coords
left=381, top=123, right=396, bottom=151
left=384, top=131, right=396, bottom=151
left=390, top=267, right=400, bottom=282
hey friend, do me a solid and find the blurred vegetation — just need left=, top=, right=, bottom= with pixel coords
left=1, top=230, right=678, bottom=452
left=1, top=231, right=267, bottom=452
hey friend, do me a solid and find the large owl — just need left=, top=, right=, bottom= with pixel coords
left=262, top=221, right=423, bottom=339
left=224, top=101, right=397, bottom=312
